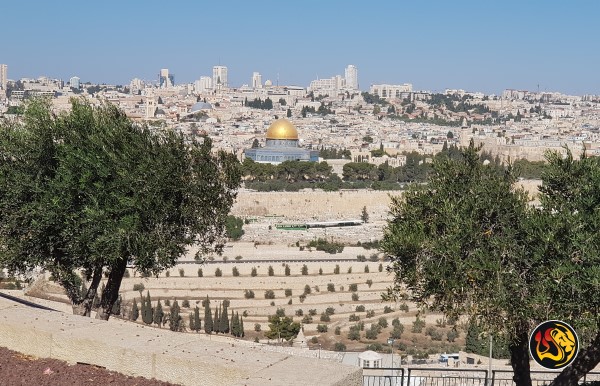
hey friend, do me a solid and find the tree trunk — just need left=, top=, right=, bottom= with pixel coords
left=550, top=331, right=600, bottom=386
left=95, top=258, right=127, bottom=321
left=510, top=328, right=533, bottom=386
left=72, top=266, right=102, bottom=317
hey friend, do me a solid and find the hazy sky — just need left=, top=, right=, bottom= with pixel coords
left=2, top=0, right=598, bottom=95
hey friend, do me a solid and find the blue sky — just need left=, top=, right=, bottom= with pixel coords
left=2, top=0, right=598, bottom=95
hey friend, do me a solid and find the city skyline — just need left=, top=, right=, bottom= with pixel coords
left=2, top=0, right=599, bottom=95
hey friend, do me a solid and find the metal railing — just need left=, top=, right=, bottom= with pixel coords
left=363, top=367, right=600, bottom=386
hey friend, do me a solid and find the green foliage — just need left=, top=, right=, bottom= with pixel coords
left=215, top=268, right=222, bottom=277
left=0, top=99, right=241, bottom=319
left=268, top=266, right=274, bottom=276
left=232, top=267, right=240, bottom=277
left=284, top=264, right=290, bottom=276
left=142, top=291, right=153, bottom=325
left=182, top=299, right=190, bottom=308
left=317, top=324, right=328, bottom=333
left=254, top=323, right=261, bottom=332
left=131, top=299, right=139, bottom=321
left=153, top=300, right=163, bottom=327
left=203, top=296, right=213, bottom=334
left=334, top=342, right=347, bottom=352
left=197, top=268, right=203, bottom=277
left=412, top=317, right=425, bottom=333
left=284, top=289, right=292, bottom=297
left=295, top=309, right=303, bottom=316
left=334, top=264, right=340, bottom=274
left=364, top=266, right=370, bottom=273
left=303, top=285, right=311, bottom=295
left=383, top=306, right=393, bottom=314
left=325, top=307, right=335, bottom=315
left=308, top=309, right=317, bottom=316
left=225, top=215, right=244, bottom=240
left=302, top=315, right=313, bottom=324
left=378, top=317, right=388, bottom=328
left=335, top=326, right=341, bottom=335
left=246, top=97, right=273, bottom=110
left=447, top=329, right=459, bottom=342
left=301, top=264, right=308, bottom=275
left=244, top=289, right=255, bottom=299
left=349, top=314, right=360, bottom=322
left=347, top=327, right=361, bottom=341
left=327, top=283, right=335, bottom=292
left=307, top=238, right=344, bottom=254
left=133, top=283, right=145, bottom=294
left=320, top=313, right=330, bottom=322
left=351, top=293, right=359, bottom=301
left=355, top=305, right=365, bottom=312
left=366, top=310, right=375, bottom=318
left=264, top=290, right=275, bottom=299
left=265, top=315, right=301, bottom=341
left=169, top=300, right=184, bottom=332
left=179, top=268, right=185, bottom=277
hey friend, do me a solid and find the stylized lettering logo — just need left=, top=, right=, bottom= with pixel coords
left=529, top=320, right=578, bottom=369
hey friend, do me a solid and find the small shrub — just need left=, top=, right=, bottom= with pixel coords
left=318, top=268, right=323, bottom=275
left=264, top=290, right=275, bottom=299
left=339, top=285, right=344, bottom=292
left=334, top=342, right=346, bottom=352
left=182, top=299, right=190, bottom=308
left=334, top=265, right=340, bottom=274
left=235, top=255, right=243, bottom=260
left=270, top=301, right=275, bottom=306
left=349, top=283, right=358, bottom=292
left=301, top=264, right=308, bottom=275
left=288, top=298, right=292, bottom=305
left=399, top=303, right=409, bottom=312
left=320, top=313, right=330, bottom=322
left=378, top=263, right=383, bottom=272
left=348, top=328, right=361, bottom=341
left=390, top=326, right=403, bottom=339
left=295, top=309, right=304, bottom=316
left=366, top=279, right=373, bottom=287
left=299, top=294, right=306, bottom=303
left=215, top=268, right=222, bottom=277
left=284, top=288, right=292, bottom=297
left=356, top=254, right=366, bottom=262
left=165, top=271, right=170, bottom=277
left=369, top=253, right=379, bottom=262
left=308, top=309, right=317, bottom=316
left=364, top=265, right=370, bottom=273
left=412, top=317, right=426, bottom=333
left=243, top=310, right=248, bottom=317
left=303, top=285, right=311, bottom=295
left=133, top=283, right=145, bottom=293
left=232, top=267, right=240, bottom=277
left=392, top=318, right=401, bottom=327
left=276, top=308, right=286, bottom=317
left=284, top=264, right=290, bottom=276
left=179, top=268, right=185, bottom=277
left=349, top=314, right=360, bottom=322
left=317, top=324, right=328, bottom=333
left=197, top=268, right=203, bottom=277
left=355, top=305, right=365, bottom=312
left=314, top=285, right=320, bottom=292
left=254, top=323, right=261, bottom=332
left=366, top=343, right=383, bottom=352
left=378, top=317, right=388, bottom=328
left=383, top=306, right=393, bottom=314
left=123, top=269, right=130, bottom=278
left=244, top=289, right=255, bottom=299
left=165, top=299, right=170, bottom=306
left=327, top=283, right=335, bottom=292
left=325, top=307, right=335, bottom=315
left=352, top=293, right=359, bottom=301
left=347, top=266, right=352, bottom=274
left=268, top=266, right=274, bottom=276
left=251, top=267, right=257, bottom=277
left=447, top=329, right=459, bottom=342
left=365, top=326, right=380, bottom=340
left=366, top=310, right=375, bottom=318
left=335, top=326, right=341, bottom=335
left=311, top=336, right=319, bottom=344
left=302, top=315, right=313, bottom=324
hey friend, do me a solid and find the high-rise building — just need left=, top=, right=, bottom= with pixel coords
left=194, top=76, right=213, bottom=94
left=159, top=68, right=175, bottom=88
left=69, top=76, right=80, bottom=89
left=129, top=78, right=144, bottom=95
left=252, top=72, right=262, bottom=89
left=0, top=64, right=7, bottom=90
left=212, top=66, right=228, bottom=89
left=345, top=65, right=358, bottom=90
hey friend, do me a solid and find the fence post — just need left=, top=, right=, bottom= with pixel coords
left=491, top=370, right=496, bottom=386
left=407, top=368, right=411, bottom=386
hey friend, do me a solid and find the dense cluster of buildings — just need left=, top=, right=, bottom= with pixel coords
left=2, top=62, right=600, bottom=166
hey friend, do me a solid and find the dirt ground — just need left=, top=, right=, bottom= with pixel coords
left=0, top=346, right=179, bottom=386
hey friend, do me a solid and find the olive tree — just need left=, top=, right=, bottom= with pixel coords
left=0, top=99, right=241, bottom=320
left=382, top=142, right=600, bottom=386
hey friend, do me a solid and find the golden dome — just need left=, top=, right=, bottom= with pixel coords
left=265, top=118, right=299, bottom=140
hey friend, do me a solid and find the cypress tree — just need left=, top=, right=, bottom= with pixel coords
left=221, top=302, right=229, bottom=334
left=193, top=306, right=201, bottom=332
left=131, top=299, right=139, bottom=321
left=154, top=300, right=164, bottom=328
left=204, top=296, right=213, bottom=334
left=111, top=294, right=121, bottom=316
left=240, top=316, right=245, bottom=337
left=232, top=312, right=241, bottom=337
left=169, top=300, right=182, bottom=332
left=189, top=312, right=195, bottom=331
left=230, top=309, right=234, bottom=334
left=142, top=291, right=154, bottom=325
left=214, top=305, right=221, bottom=333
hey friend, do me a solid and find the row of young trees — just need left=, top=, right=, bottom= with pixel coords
left=129, top=293, right=245, bottom=337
